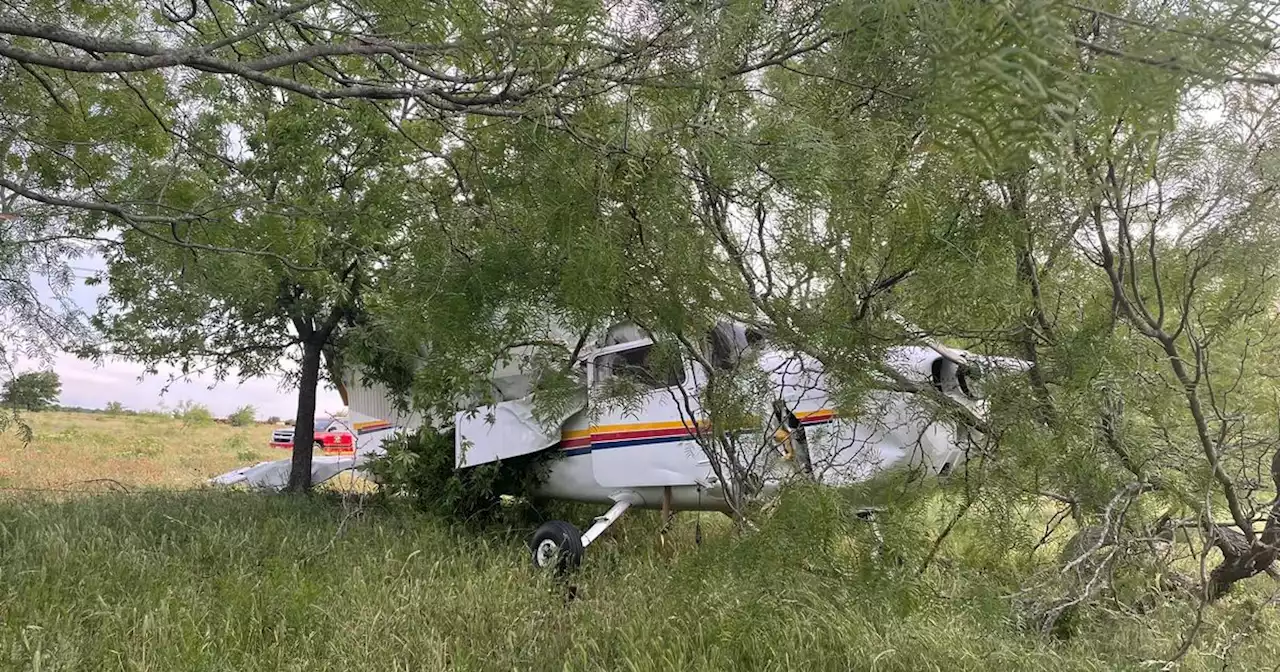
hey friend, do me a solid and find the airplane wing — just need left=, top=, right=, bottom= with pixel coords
left=208, top=453, right=374, bottom=490
left=208, top=426, right=395, bottom=490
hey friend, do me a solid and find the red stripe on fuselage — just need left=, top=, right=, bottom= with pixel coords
left=555, top=411, right=837, bottom=452
left=589, top=426, right=695, bottom=443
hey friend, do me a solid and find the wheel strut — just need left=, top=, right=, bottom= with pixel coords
left=581, top=495, right=635, bottom=548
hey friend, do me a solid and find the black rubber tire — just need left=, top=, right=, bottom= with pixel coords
left=529, top=520, right=584, bottom=574
left=314, top=440, right=324, bottom=450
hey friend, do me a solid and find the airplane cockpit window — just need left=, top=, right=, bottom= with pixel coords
left=596, top=345, right=686, bottom=391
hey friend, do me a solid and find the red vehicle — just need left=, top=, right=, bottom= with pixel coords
left=269, top=418, right=355, bottom=455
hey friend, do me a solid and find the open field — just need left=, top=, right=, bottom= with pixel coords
left=0, top=411, right=283, bottom=491
left=2, top=412, right=1280, bottom=670
left=0, top=411, right=369, bottom=493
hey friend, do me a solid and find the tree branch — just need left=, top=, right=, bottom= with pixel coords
left=0, top=177, right=320, bottom=272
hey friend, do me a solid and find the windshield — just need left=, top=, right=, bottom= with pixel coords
left=313, top=419, right=332, bottom=432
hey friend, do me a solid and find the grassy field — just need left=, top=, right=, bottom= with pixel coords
left=2, top=412, right=1280, bottom=670
left=0, top=411, right=283, bottom=491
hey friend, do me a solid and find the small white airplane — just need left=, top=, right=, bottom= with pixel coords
left=211, top=320, right=1029, bottom=573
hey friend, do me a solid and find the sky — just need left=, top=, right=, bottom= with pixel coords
left=13, top=252, right=345, bottom=420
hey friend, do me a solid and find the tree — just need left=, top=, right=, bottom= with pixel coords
left=104, top=401, right=124, bottom=415
left=0, top=80, right=100, bottom=429
left=7, top=0, right=1280, bottom=649
left=82, top=86, right=424, bottom=490
left=0, top=0, right=738, bottom=490
left=351, top=0, right=1280, bottom=615
left=2, top=370, right=60, bottom=410
left=228, top=405, right=256, bottom=427
left=172, top=400, right=214, bottom=425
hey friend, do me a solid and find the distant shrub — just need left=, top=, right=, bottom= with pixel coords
left=267, top=416, right=282, bottom=424
left=117, top=436, right=164, bottom=458
left=223, top=434, right=257, bottom=461
left=105, top=401, right=125, bottom=415
left=228, top=405, right=256, bottom=427
left=173, top=401, right=214, bottom=426
left=50, top=427, right=86, bottom=441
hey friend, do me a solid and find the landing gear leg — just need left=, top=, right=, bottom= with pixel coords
left=581, top=497, right=633, bottom=547
left=528, top=494, right=637, bottom=573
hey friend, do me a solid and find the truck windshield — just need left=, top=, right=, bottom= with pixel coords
left=313, top=419, right=332, bottom=432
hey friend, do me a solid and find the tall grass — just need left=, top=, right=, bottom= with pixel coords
left=2, top=488, right=1279, bottom=671
left=2, top=413, right=1279, bottom=670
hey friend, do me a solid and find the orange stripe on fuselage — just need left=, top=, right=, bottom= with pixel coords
left=557, top=409, right=836, bottom=450
left=797, top=409, right=834, bottom=423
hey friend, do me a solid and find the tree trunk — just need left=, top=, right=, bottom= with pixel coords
left=287, top=338, right=323, bottom=492
left=1205, top=447, right=1280, bottom=600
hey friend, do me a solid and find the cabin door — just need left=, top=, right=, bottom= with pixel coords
left=587, top=341, right=707, bottom=488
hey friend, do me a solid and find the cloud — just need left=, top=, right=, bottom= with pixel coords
left=57, top=364, right=120, bottom=387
